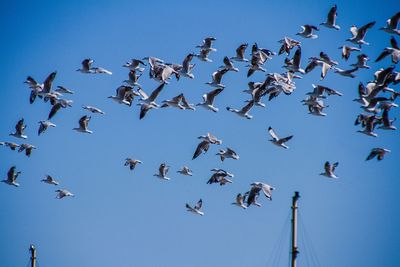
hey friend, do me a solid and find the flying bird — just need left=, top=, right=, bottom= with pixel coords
left=320, top=4, right=340, bottom=30
left=2, top=166, right=21, bottom=187
left=231, top=193, right=247, bottom=209
left=177, top=166, right=193, bottom=176
left=216, top=147, right=239, bottom=161
left=18, top=143, right=36, bottom=157
left=55, top=189, right=74, bottom=199
left=296, top=25, right=319, bottom=39
left=196, top=88, right=224, bottom=112
left=10, top=119, right=27, bottom=139
left=41, top=175, right=59, bottom=185
left=346, top=21, right=376, bottom=47
left=77, top=58, right=112, bottom=74
left=226, top=100, right=254, bottom=119
left=268, top=127, right=293, bottom=149
left=124, top=158, right=142, bottom=170
left=38, top=121, right=56, bottom=136
left=379, top=12, right=400, bottom=35
left=82, top=105, right=105, bottom=114
left=73, top=115, right=93, bottom=134
left=186, top=199, right=204, bottom=216
left=320, top=161, right=339, bottom=179
left=366, top=148, right=391, bottom=161
left=231, top=43, right=249, bottom=62
left=154, top=163, right=170, bottom=180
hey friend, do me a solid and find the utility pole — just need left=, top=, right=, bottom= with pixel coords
left=29, top=244, right=36, bottom=267
left=291, top=191, right=300, bottom=267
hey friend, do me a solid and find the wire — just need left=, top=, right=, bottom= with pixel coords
left=266, top=210, right=291, bottom=267
left=299, top=211, right=322, bottom=267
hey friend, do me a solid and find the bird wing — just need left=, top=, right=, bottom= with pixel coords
left=195, top=199, right=203, bottom=210
left=206, top=88, right=223, bottom=104
left=43, top=72, right=57, bottom=93
left=280, top=135, right=293, bottom=143
left=366, top=150, right=378, bottom=160
left=148, top=82, right=166, bottom=102
left=268, top=127, right=279, bottom=141
left=79, top=115, right=90, bottom=130
left=293, top=47, right=302, bottom=68
left=236, top=43, right=247, bottom=59
left=192, top=140, right=210, bottom=160
left=375, top=49, right=392, bottom=62
left=324, top=161, right=331, bottom=173
left=240, top=100, right=254, bottom=113
left=389, top=12, right=400, bottom=30
left=15, top=119, right=24, bottom=135
left=48, top=103, right=62, bottom=120
left=356, top=21, right=376, bottom=39
left=350, top=26, right=358, bottom=38
left=327, top=4, right=337, bottom=25
left=82, top=59, right=92, bottom=71
left=139, top=104, right=151, bottom=120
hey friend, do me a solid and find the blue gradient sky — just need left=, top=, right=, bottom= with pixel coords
left=1, top=1, right=399, bottom=266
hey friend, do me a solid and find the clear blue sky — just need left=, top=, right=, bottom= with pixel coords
left=1, top=1, right=399, bottom=266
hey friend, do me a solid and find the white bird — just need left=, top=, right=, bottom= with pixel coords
left=334, top=67, right=358, bottom=78
left=181, top=95, right=196, bottom=110
left=247, top=182, right=275, bottom=207
left=2, top=166, right=21, bottom=187
left=284, top=47, right=305, bottom=74
left=109, top=85, right=139, bottom=106
left=0, top=141, right=20, bottom=151
left=192, top=140, right=210, bottom=160
left=320, top=4, right=340, bottom=30
left=307, top=84, right=343, bottom=98
left=154, top=163, right=170, bottom=180
left=55, top=86, right=74, bottom=94
left=73, top=115, right=93, bottom=134
left=82, top=105, right=105, bottom=115
left=220, top=56, right=239, bottom=72
left=198, top=132, right=222, bottom=145
left=123, top=59, right=146, bottom=72
left=357, top=115, right=379, bottom=137
left=206, top=69, right=228, bottom=88
left=124, top=158, right=142, bottom=170
left=231, top=193, right=247, bottom=209
left=231, top=43, right=249, bottom=62
left=268, top=127, right=293, bottom=149
left=161, top=94, right=185, bottom=109
left=226, top=100, right=254, bottom=119
left=196, top=37, right=217, bottom=51
left=177, top=166, right=193, bottom=176
left=18, top=143, right=36, bottom=157
left=350, top=54, right=370, bottom=69
left=55, top=189, right=74, bottom=199
left=377, top=107, right=397, bottom=130
left=210, top=168, right=234, bottom=177
left=380, top=12, right=400, bottom=35
left=186, top=199, right=204, bottom=216
left=196, top=88, right=224, bottom=112
left=216, top=147, right=239, bottom=161
left=194, top=49, right=213, bottom=62
left=296, top=25, right=319, bottom=39
left=375, top=36, right=400, bottom=64
left=176, top=53, right=196, bottom=79
left=320, top=161, right=339, bottom=179
left=338, top=45, right=361, bottom=61
left=207, top=170, right=233, bottom=185
left=77, top=58, right=112, bottom=74
left=10, top=119, right=27, bottom=139
left=346, top=21, right=376, bottom=47
left=308, top=101, right=328, bottom=116
left=278, top=37, right=301, bottom=55
left=38, top=120, right=56, bottom=136
left=366, top=148, right=391, bottom=161
left=41, top=175, right=59, bottom=185
left=123, top=70, right=143, bottom=88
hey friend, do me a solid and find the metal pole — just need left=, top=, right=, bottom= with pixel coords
left=291, top=191, right=300, bottom=267
left=29, top=244, right=36, bottom=267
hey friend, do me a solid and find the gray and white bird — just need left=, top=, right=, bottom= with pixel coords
left=82, top=105, right=105, bottom=115
left=10, top=119, right=27, bottom=139
left=231, top=193, right=247, bottom=209
left=350, top=54, right=370, bottom=69
left=55, top=86, right=74, bottom=94
left=124, top=158, right=142, bottom=170
left=220, top=56, right=239, bottom=72
left=123, top=70, right=143, bottom=88
left=206, top=69, right=228, bottom=88
left=196, top=88, right=224, bottom=113
left=268, top=127, right=293, bottom=149
left=73, top=115, right=93, bottom=134
left=154, top=163, right=170, bottom=180
left=231, top=43, right=249, bottom=62
left=177, top=166, right=193, bottom=176
left=198, top=132, right=222, bottom=145
left=186, top=199, right=204, bottom=216
left=338, top=45, right=361, bottom=61
left=123, top=59, right=146, bottom=72
left=320, top=4, right=340, bottom=30
left=320, top=161, right=339, bottom=179
left=0, top=142, right=20, bottom=151
left=226, top=100, right=254, bottom=119
left=41, top=175, right=59, bottom=185
left=109, top=85, right=139, bottom=106
left=216, top=147, right=239, bottom=161
left=2, top=166, right=21, bottom=187
left=196, top=37, right=217, bottom=52
left=333, top=67, right=358, bottom=78
left=161, top=94, right=185, bottom=109
left=55, top=189, right=74, bottom=199
left=181, top=95, right=196, bottom=110
left=77, top=58, right=112, bottom=74
left=247, top=182, right=275, bottom=207
left=296, top=25, right=319, bottom=39
left=366, top=148, right=391, bottom=161
left=38, top=121, right=56, bottom=136
left=346, top=21, right=376, bottom=47
left=375, top=36, right=400, bottom=64
left=380, top=12, right=400, bottom=35
left=284, top=47, right=305, bottom=74
left=357, top=115, right=378, bottom=137
left=18, top=143, right=36, bottom=157
left=192, top=140, right=210, bottom=160
left=194, top=49, right=213, bottom=62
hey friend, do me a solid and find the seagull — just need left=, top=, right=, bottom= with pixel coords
left=161, top=93, right=184, bottom=109
left=82, top=105, right=105, bottom=114
left=319, top=52, right=339, bottom=66
left=206, top=69, right=228, bottom=88
left=320, top=161, right=339, bottom=179
left=308, top=84, right=343, bottom=97
left=246, top=53, right=267, bottom=77
left=305, top=58, right=331, bottom=80
left=296, top=25, right=319, bottom=39
left=194, top=49, right=213, bottom=62
left=377, top=107, right=397, bottom=130
left=123, top=70, right=143, bottom=88
left=196, top=37, right=217, bottom=51
left=48, top=102, right=65, bottom=120
left=207, top=170, right=233, bottom=185
left=192, top=140, right=210, bottom=160
left=198, top=132, right=222, bottom=145
left=380, top=12, right=400, bottom=35
left=375, top=36, right=400, bottom=64
left=346, top=21, right=376, bottom=47
left=338, top=45, right=361, bottom=61
left=333, top=67, right=358, bottom=78
left=123, top=59, right=146, bottom=72
left=18, top=144, right=36, bottom=157
left=247, top=182, right=275, bottom=207
left=73, top=115, right=93, bottom=134
left=55, top=189, right=74, bottom=199
left=231, top=43, right=249, bottom=62
left=124, top=158, right=142, bottom=170
left=55, top=86, right=74, bottom=94
left=2, top=166, right=21, bottom=187
left=357, top=115, right=379, bottom=137
left=0, top=141, right=20, bottom=151
left=109, top=85, right=139, bottom=106
left=220, top=56, right=239, bottom=72
left=154, top=163, right=170, bottom=180
left=308, top=102, right=328, bottom=116
left=278, top=37, right=301, bottom=55
left=77, top=58, right=112, bottom=74
left=210, top=168, right=234, bottom=177
left=181, top=95, right=196, bottom=110
left=216, top=147, right=239, bottom=161
left=41, top=175, right=59, bottom=185
left=177, top=166, right=193, bottom=176
left=284, top=47, right=305, bottom=74
left=320, top=4, right=340, bottom=30
left=366, top=148, right=391, bottom=161
left=186, top=199, right=204, bottom=216
left=138, top=83, right=166, bottom=119
left=350, top=54, right=370, bottom=69
left=231, top=193, right=247, bottom=209
left=10, top=119, right=27, bottom=139
left=176, top=53, right=196, bottom=79
left=196, top=88, right=224, bottom=112
left=268, top=127, right=293, bottom=149
left=226, top=100, right=254, bottom=119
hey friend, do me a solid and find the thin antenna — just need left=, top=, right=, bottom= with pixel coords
left=291, top=191, right=300, bottom=267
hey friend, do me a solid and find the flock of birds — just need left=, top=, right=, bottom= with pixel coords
left=2, top=6, right=399, bottom=215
